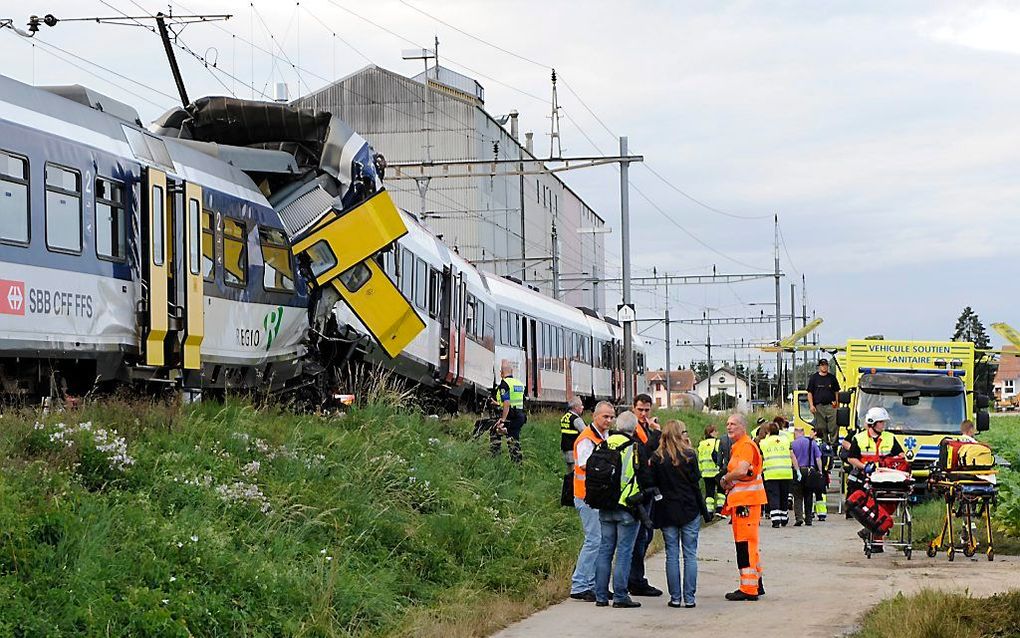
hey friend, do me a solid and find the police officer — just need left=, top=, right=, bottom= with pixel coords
left=492, top=360, right=527, bottom=464
left=560, top=397, right=587, bottom=472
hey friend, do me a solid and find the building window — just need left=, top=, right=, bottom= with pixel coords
left=223, top=218, right=248, bottom=287
left=259, top=226, right=295, bottom=292
left=45, top=164, right=82, bottom=253
left=95, top=177, right=126, bottom=260
left=0, top=150, right=29, bottom=245
left=202, top=210, right=216, bottom=281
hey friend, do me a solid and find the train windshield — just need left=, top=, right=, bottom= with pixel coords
left=856, top=389, right=965, bottom=434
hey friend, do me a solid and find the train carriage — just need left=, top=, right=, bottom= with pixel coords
left=0, top=74, right=309, bottom=396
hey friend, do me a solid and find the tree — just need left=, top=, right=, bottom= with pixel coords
left=952, top=306, right=991, bottom=348
left=951, top=306, right=993, bottom=394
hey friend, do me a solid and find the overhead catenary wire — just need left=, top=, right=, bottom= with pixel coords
left=1, top=27, right=176, bottom=108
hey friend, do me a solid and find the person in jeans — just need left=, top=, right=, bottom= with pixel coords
left=650, top=420, right=711, bottom=608
left=569, top=401, right=614, bottom=601
left=628, top=394, right=663, bottom=598
left=807, top=358, right=840, bottom=446
left=594, top=411, right=647, bottom=608
left=790, top=426, right=822, bottom=526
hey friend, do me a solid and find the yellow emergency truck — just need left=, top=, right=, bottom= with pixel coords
left=832, top=339, right=990, bottom=478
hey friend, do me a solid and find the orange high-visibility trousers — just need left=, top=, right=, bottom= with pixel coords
left=732, top=506, right=763, bottom=595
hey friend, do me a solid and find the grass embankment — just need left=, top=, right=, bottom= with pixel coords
left=0, top=397, right=608, bottom=637
left=853, top=589, right=1020, bottom=638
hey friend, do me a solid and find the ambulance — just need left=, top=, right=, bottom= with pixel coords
left=832, top=339, right=991, bottom=478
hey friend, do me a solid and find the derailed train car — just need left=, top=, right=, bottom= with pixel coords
left=0, top=73, right=643, bottom=406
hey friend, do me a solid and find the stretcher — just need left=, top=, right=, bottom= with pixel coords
left=847, top=462, right=915, bottom=559
left=926, top=471, right=997, bottom=562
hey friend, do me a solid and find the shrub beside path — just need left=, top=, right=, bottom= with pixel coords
left=493, top=500, right=1020, bottom=638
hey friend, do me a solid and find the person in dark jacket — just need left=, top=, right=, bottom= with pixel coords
left=649, top=419, right=711, bottom=608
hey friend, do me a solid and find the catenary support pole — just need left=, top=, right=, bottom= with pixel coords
left=664, top=274, right=671, bottom=409
left=774, top=214, right=782, bottom=408
left=706, top=308, right=713, bottom=410
left=621, top=136, right=634, bottom=405
left=790, top=282, right=797, bottom=390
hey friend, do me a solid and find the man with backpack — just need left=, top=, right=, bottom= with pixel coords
left=568, top=401, right=614, bottom=602
left=590, top=410, right=649, bottom=608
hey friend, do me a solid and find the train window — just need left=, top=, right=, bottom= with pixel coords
left=201, top=210, right=216, bottom=281
left=400, top=248, right=414, bottom=299
left=414, top=258, right=427, bottom=309
left=259, top=227, right=295, bottom=292
left=151, top=185, right=164, bottom=266
left=222, top=218, right=248, bottom=287
left=499, top=310, right=509, bottom=345
left=383, top=249, right=397, bottom=278
left=427, top=268, right=441, bottom=318
left=542, top=323, right=550, bottom=370
left=465, top=295, right=477, bottom=337
left=95, top=178, right=126, bottom=261
left=188, top=199, right=201, bottom=276
left=475, top=301, right=486, bottom=339
left=304, top=239, right=336, bottom=278
left=484, top=304, right=496, bottom=342
left=557, top=327, right=564, bottom=371
left=0, top=151, right=29, bottom=245
left=338, top=262, right=371, bottom=293
left=45, top=164, right=82, bottom=254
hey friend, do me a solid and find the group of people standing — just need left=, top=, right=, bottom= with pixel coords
left=565, top=394, right=772, bottom=608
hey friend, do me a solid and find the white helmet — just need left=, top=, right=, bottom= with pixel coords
left=865, top=407, right=890, bottom=426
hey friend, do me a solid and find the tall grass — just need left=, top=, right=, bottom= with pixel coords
left=0, top=396, right=590, bottom=637
left=853, top=589, right=1020, bottom=638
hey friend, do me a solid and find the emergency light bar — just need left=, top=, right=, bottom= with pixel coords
left=858, top=367, right=966, bottom=377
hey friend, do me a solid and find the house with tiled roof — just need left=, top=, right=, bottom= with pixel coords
left=645, top=369, right=697, bottom=408
left=993, top=345, right=1020, bottom=410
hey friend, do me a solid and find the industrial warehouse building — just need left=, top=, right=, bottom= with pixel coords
left=293, top=64, right=608, bottom=311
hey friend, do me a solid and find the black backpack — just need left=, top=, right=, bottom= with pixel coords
left=584, top=437, right=635, bottom=510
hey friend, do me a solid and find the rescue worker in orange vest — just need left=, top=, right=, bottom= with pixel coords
left=846, top=406, right=904, bottom=552
left=568, top=401, right=614, bottom=601
left=628, top=393, right=663, bottom=598
left=719, top=413, right=767, bottom=601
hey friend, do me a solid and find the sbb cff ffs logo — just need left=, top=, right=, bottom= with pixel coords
left=0, top=280, right=25, bottom=316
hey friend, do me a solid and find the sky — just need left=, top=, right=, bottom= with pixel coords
left=4, top=1, right=1018, bottom=372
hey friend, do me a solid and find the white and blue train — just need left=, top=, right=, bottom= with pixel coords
left=0, top=72, right=644, bottom=406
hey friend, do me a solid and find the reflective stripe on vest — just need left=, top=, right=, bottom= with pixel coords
left=502, top=376, right=525, bottom=409
left=853, top=430, right=894, bottom=462
left=725, top=437, right=766, bottom=506
left=572, top=426, right=604, bottom=500
left=760, top=435, right=794, bottom=481
left=697, top=438, right=721, bottom=478
left=560, top=411, right=578, bottom=435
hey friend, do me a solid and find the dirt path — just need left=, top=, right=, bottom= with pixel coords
left=493, top=497, right=1020, bottom=638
